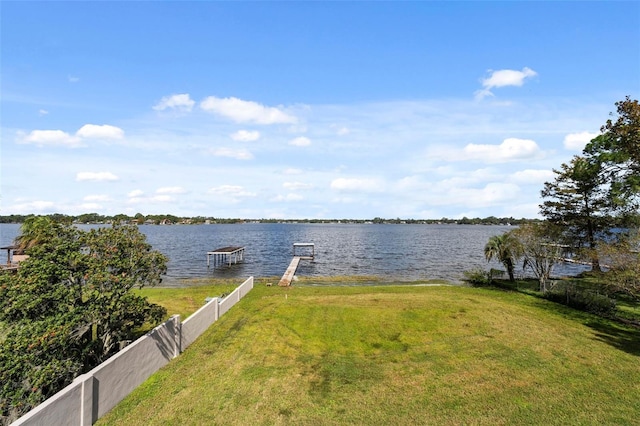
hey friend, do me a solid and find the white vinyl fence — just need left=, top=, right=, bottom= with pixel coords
left=11, top=276, right=254, bottom=426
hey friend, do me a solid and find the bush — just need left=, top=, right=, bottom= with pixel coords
left=463, top=268, right=491, bottom=287
left=543, top=287, right=617, bottom=316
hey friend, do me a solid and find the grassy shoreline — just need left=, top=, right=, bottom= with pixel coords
left=106, top=281, right=640, bottom=425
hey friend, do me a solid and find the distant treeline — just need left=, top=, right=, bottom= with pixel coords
left=0, top=213, right=535, bottom=226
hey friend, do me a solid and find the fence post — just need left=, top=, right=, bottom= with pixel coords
left=80, top=374, right=96, bottom=426
left=172, top=315, right=181, bottom=358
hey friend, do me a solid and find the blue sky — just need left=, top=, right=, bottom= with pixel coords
left=2, top=1, right=639, bottom=220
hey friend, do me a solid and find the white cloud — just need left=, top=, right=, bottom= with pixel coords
left=429, top=182, right=521, bottom=208
left=230, top=130, right=261, bottom=142
left=271, top=193, right=305, bottom=202
left=477, top=183, right=521, bottom=204
left=83, top=194, right=111, bottom=202
left=563, top=131, right=598, bottom=150
left=462, top=138, right=542, bottom=162
left=208, top=185, right=257, bottom=203
left=19, top=129, right=83, bottom=147
left=475, top=67, right=537, bottom=99
left=156, top=186, right=186, bottom=194
left=80, top=202, right=102, bottom=210
left=510, top=169, right=555, bottom=184
left=7, top=200, right=56, bottom=213
left=68, top=75, right=80, bottom=83
left=209, top=147, right=253, bottom=160
left=150, top=195, right=173, bottom=202
left=283, top=182, right=314, bottom=190
left=153, top=93, right=195, bottom=112
left=283, top=168, right=303, bottom=175
left=76, top=172, right=119, bottom=182
left=39, top=109, right=49, bottom=116
left=289, top=136, right=311, bottom=147
left=208, top=185, right=257, bottom=198
left=76, top=124, right=124, bottom=139
left=200, top=96, right=297, bottom=124
left=17, top=124, right=124, bottom=147
left=330, top=177, right=384, bottom=192
left=127, top=193, right=174, bottom=204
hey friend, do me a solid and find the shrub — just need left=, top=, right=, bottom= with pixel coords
left=463, top=268, right=491, bottom=287
left=543, top=287, right=617, bottom=316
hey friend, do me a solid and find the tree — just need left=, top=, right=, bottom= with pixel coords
left=512, top=223, right=564, bottom=293
left=484, top=232, right=521, bottom=282
left=540, top=155, right=611, bottom=271
left=583, top=96, right=640, bottom=218
left=80, top=224, right=167, bottom=363
left=0, top=220, right=167, bottom=423
left=13, top=216, right=57, bottom=252
left=599, top=230, right=640, bottom=299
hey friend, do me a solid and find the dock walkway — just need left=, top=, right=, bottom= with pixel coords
left=278, top=257, right=301, bottom=286
left=278, top=243, right=314, bottom=287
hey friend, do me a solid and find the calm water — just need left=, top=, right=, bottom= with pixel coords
left=0, top=223, right=589, bottom=286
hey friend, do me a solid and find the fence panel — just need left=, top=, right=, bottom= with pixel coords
left=181, top=297, right=219, bottom=350
left=12, top=277, right=253, bottom=426
left=10, top=380, right=84, bottom=426
left=91, top=315, right=179, bottom=418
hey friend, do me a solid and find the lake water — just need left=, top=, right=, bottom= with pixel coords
left=0, top=223, right=589, bottom=286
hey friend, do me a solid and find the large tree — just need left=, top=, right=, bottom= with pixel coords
left=599, top=231, right=640, bottom=300
left=0, top=220, right=167, bottom=424
left=512, top=222, right=564, bottom=293
left=540, top=155, right=611, bottom=271
left=583, top=96, right=640, bottom=218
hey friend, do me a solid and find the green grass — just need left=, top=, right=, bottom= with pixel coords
left=100, top=283, right=640, bottom=425
left=135, top=278, right=243, bottom=320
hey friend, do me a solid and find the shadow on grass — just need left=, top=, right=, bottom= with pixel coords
left=471, top=281, right=640, bottom=357
left=583, top=319, right=640, bottom=357
left=525, top=291, right=640, bottom=357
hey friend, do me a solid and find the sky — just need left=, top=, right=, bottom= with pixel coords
left=1, top=1, right=639, bottom=220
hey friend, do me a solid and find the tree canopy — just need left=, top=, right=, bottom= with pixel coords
left=0, top=220, right=167, bottom=424
left=540, top=97, right=640, bottom=270
left=540, top=155, right=610, bottom=270
left=584, top=96, right=640, bottom=218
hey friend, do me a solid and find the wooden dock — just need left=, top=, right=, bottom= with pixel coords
left=207, top=246, right=245, bottom=269
left=279, top=256, right=301, bottom=286
left=278, top=243, right=314, bottom=287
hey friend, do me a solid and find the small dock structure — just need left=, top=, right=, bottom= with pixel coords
left=207, top=246, right=245, bottom=269
left=279, top=243, right=314, bottom=287
left=293, top=243, right=315, bottom=260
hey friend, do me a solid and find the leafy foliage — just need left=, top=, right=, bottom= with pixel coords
left=543, top=287, right=617, bottom=316
left=0, top=220, right=167, bottom=424
left=599, top=230, right=640, bottom=300
left=484, top=232, right=521, bottom=281
left=540, top=155, right=611, bottom=271
left=510, top=223, right=564, bottom=293
left=584, top=96, right=640, bottom=214
left=462, top=267, right=492, bottom=287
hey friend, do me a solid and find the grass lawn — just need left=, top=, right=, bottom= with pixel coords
left=100, top=282, right=640, bottom=425
left=134, top=278, right=244, bottom=321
